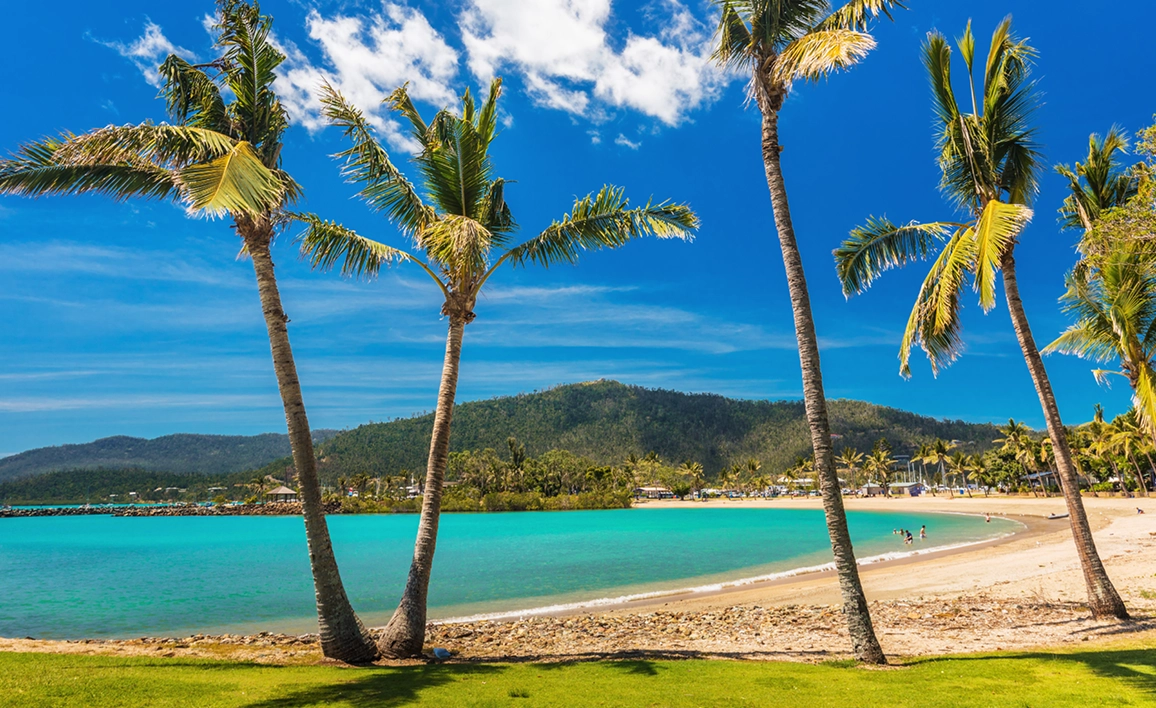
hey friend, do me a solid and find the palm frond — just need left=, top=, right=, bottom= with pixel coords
left=898, top=227, right=974, bottom=376
left=216, top=0, right=288, bottom=160
left=972, top=199, right=1032, bottom=311
left=0, top=135, right=177, bottom=201
left=500, top=187, right=696, bottom=269
left=178, top=140, right=284, bottom=216
left=319, top=82, right=433, bottom=235
left=818, top=0, right=905, bottom=32
left=775, top=29, right=877, bottom=85
left=158, top=56, right=229, bottom=133
left=387, top=84, right=430, bottom=150
left=293, top=212, right=417, bottom=278
left=711, top=2, right=754, bottom=70
left=835, top=217, right=953, bottom=295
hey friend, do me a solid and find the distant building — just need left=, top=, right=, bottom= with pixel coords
left=890, top=482, right=924, bottom=497
left=265, top=486, right=298, bottom=502
left=633, top=486, right=674, bottom=499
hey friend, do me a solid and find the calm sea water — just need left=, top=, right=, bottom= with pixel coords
left=0, top=507, right=1018, bottom=639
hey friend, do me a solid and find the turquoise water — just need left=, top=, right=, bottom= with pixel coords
left=0, top=508, right=1018, bottom=639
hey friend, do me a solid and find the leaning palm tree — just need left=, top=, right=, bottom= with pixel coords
left=298, top=78, right=696, bottom=657
left=833, top=18, right=1128, bottom=619
left=711, top=0, right=908, bottom=664
left=0, top=0, right=379, bottom=661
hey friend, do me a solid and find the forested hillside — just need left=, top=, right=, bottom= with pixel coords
left=256, top=380, right=1001, bottom=481
left=0, top=431, right=338, bottom=482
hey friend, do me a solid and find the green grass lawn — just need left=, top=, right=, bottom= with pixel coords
left=3, top=643, right=1155, bottom=707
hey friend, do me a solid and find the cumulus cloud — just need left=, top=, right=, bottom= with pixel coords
left=275, top=4, right=459, bottom=151
left=97, top=21, right=191, bottom=87
left=460, top=0, right=728, bottom=125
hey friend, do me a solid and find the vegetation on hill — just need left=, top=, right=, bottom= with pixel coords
left=254, top=381, right=1001, bottom=483
left=0, top=469, right=237, bottom=505
left=0, top=431, right=337, bottom=483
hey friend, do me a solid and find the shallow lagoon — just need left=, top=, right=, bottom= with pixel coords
left=0, top=507, right=1018, bottom=639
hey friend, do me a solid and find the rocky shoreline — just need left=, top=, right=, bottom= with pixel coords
left=7, top=596, right=1152, bottom=665
left=0, top=502, right=339, bottom=518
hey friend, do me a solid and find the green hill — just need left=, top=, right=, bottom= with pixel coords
left=257, top=380, right=1001, bottom=481
left=0, top=431, right=338, bottom=483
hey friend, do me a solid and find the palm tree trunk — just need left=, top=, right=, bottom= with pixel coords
left=379, top=316, right=466, bottom=658
left=760, top=107, right=885, bottom=664
left=246, top=232, right=379, bottom=663
left=1001, top=251, right=1128, bottom=619
left=1127, top=453, right=1149, bottom=497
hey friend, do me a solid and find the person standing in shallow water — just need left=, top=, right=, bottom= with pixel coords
left=920, top=525, right=926, bottom=540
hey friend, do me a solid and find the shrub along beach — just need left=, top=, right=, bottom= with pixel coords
left=1, top=0, right=1155, bottom=704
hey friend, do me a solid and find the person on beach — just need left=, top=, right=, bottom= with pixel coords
left=905, top=531, right=913, bottom=545
left=985, top=514, right=991, bottom=523
left=1139, top=508, right=1146, bottom=515
left=919, top=525, right=926, bottom=540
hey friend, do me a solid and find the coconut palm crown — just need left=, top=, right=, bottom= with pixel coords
left=297, top=78, right=695, bottom=321
left=713, top=0, right=907, bottom=113
left=835, top=18, right=1041, bottom=376
left=0, top=0, right=381, bottom=663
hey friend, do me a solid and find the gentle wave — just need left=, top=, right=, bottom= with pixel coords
left=435, top=517, right=1023, bottom=625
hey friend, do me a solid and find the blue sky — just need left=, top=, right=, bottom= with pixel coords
left=1, top=0, right=1154, bottom=456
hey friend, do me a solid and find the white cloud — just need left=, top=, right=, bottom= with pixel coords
left=460, top=0, right=728, bottom=126
left=276, top=3, right=459, bottom=151
left=614, top=133, right=640, bottom=149
left=98, top=21, right=190, bottom=87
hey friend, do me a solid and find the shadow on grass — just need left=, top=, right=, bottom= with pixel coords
left=242, top=664, right=504, bottom=708
left=909, top=647, right=1156, bottom=697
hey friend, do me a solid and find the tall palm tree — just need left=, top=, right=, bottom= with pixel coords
left=833, top=18, right=1127, bottom=619
left=0, top=0, right=380, bottom=662
left=298, top=79, right=696, bottom=657
left=711, top=0, right=907, bottom=664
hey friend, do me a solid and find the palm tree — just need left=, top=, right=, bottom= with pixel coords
left=0, top=0, right=380, bottom=661
left=1110, top=414, right=1150, bottom=496
left=997, top=419, right=1043, bottom=497
left=298, top=79, right=696, bottom=657
left=947, top=452, right=973, bottom=497
left=1055, top=128, right=1139, bottom=237
left=712, top=0, right=905, bottom=664
left=679, top=462, right=707, bottom=498
left=834, top=18, right=1127, bottom=619
left=837, top=448, right=864, bottom=490
left=920, top=439, right=955, bottom=498
left=865, top=445, right=895, bottom=497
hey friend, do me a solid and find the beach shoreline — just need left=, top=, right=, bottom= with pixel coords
left=2, top=495, right=1154, bottom=664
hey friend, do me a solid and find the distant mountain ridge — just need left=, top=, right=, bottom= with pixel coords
left=256, top=380, right=1002, bottom=480
left=0, top=431, right=337, bottom=482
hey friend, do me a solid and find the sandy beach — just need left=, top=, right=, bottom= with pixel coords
left=3, top=495, right=1155, bottom=664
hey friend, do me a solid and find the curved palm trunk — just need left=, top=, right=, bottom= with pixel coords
left=1001, top=252, right=1129, bottom=619
left=379, top=317, right=466, bottom=658
left=247, top=233, right=379, bottom=663
left=760, top=108, right=885, bottom=664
